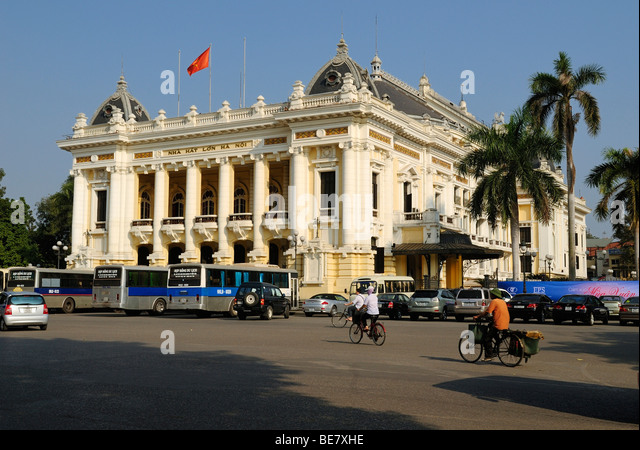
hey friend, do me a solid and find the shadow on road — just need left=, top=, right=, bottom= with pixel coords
left=434, top=375, right=638, bottom=426
left=1, top=336, right=430, bottom=430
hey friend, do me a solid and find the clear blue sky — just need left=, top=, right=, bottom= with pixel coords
left=1, top=0, right=637, bottom=238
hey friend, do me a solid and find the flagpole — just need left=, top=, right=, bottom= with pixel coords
left=178, top=50, right=181, bottom=116
left=209, top=43, right=212, bottom=113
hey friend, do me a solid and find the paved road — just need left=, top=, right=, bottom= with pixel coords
left=1, top=310, right=637, bottom=432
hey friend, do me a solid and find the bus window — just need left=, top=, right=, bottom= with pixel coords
left=206, top=269, right=223, bottom=287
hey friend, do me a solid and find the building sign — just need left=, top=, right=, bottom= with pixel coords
left=162, top=140, right=254, bottom=157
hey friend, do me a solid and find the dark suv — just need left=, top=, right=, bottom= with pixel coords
left=233, top=282, right=291, bottom=320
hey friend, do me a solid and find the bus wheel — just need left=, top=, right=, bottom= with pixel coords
left=150, top=299, right=166, bottom=316
left=62, top=298, right=76, bottom=314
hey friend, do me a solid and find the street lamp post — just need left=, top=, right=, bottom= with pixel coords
left=519, top=246, right=537, bottom=293
left=52, top=240, right=68, bottom=269
left=287, top=231, right=305, bottom=273
left=545, top=254, right=553, bottom=280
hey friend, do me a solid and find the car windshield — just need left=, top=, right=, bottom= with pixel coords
left=458, top=290, right=482, bottom=298
left=600, top=296, right=620, bottom=302
left=9, top=295, right=45, bottom=305
left=379, top=294, right=396, bottom=300
left=623, top=297, right=639, bottom=305
left=558, top=296, right=588, bottom=305
left=413, top=290, right=438, bottom=298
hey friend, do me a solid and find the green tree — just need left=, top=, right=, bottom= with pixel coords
left=0, top=168, right=40, bottom=267
left=586, top=147, right=639, bottom=279
left=526, top=51, right=606, bottom=280
left=457, top=108, right=564, bottom=281
left=33, top=175, right=74, bottom=268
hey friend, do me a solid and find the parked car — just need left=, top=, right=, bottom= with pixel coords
left=497, top=288, right=512, bottom=302
left=619, top=296, right=639, bottom=326
left=454, top=288, right=492, bottom=321
left=233, top=282, right=290, bottom=320
left=507, top=293, right=553, bottom=323
left=552, top=295, right=609, bottom=325
left=378, top=293, right=411, bottom=319
left=408, top=289, right=455, bottom=320
left=302, top=293, right=348, bottom=317
left=598, top=295, right=624, bottom=318
left=0, top=291, right=49, bottom=331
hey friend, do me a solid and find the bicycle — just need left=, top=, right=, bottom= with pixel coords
left=458, top=317, right=524, bottom=367
left=331, top=307, right=350, bottom=328
left=348, top=316, right=386, bottom=346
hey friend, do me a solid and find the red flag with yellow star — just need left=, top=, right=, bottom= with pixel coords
left=187, top=47, right=210, bottom=76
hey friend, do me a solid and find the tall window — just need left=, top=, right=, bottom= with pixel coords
left=520, top=226, right=532, bottom=245
left=403, top=182, right=412, bottom=213
left=320, top=171, right=336, bottom=216
left=201, top=189, right=215, bottom=215
left=234, top=187, right=247, bottom=213
left=140, top=191, right=151, bottom=219
left=171, top=192, right=184, bottom=217
left=372, top=172, right=378, bottom=214
left=96, top=190, right=107, bottom=226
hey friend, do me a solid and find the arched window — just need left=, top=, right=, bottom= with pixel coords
left=140, top=191, right=151, bottom=219
left=171, top=192, right=184, bottom=217
left=234, top=187, right=247, bottom=214
left=201, top=189, right=215, bottom=215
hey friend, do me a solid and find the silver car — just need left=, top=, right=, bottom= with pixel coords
left=303, top=293, right=348, bottom=317
left=408, top=289, right=455, bottom=320
left=1, top=291, right=49, bottom=331
left=454, top=288, right=492, bottom=321
left=599, top=295, right=623, bottom=318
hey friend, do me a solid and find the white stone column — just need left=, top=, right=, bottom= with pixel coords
left=251, top=154, right=267, bottom=257
left=184, top=160, right=201, bottom=260
left=382, top=153, right=394, bottom=249
left=107, top=166, right=123, bottom=258
left=71, top=169, right=88, bottom=255
left=152, top=164, right=168, bottom=262
left=341, top=142, right=356, bottom=248
left=356, top=144, right=372, bottom=246
left=216, top=157, right=232, bottom=259
left=288, top=146, right=308, bottom=234
left=424, top=167, right=434, bottom=210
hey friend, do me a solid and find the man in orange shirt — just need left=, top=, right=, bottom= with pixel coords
left=474, top=288, right=510, bottom=361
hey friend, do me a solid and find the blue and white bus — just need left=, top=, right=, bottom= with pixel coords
left=6, top=267, right=93, bottom=313
left=167, top=263, right=298, bottom=317
left=92, top=265, right=169, bottom=316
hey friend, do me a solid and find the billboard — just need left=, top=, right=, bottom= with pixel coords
left=498, top=281, right=638, bottom=301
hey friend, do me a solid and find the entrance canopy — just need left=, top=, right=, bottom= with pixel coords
left=391, top=231, right=504, bottom=260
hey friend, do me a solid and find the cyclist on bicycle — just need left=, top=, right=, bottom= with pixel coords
left=346, top=286, right=367, bottom=323
left=363, top=285, right=379, bottom=331
left=474, top=288, right=510, bottom=361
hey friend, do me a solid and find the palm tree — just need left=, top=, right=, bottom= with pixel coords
left=586, top=147, right=639, bottom=279
left=526, top=52, right=606, bottom=280
left=457, top=108, right=564, bottom=282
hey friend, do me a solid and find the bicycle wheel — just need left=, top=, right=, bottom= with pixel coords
left=332, top=312, right=348, bottom=328
left=497, top=334, right=524, bottom=367
left=348, top=323, right=363, bottom=344
left=458, top=335, right=483, bottom=363
left=371, top=323, right=386, bottom=346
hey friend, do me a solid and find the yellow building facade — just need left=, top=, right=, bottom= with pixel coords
left=57, top=39, right=588, bottom=298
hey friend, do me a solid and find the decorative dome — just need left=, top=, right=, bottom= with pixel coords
left=305, top=38, right=380, bottom=98
left=89, top=75, right=150, bottom=125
